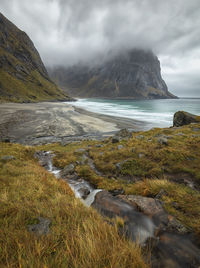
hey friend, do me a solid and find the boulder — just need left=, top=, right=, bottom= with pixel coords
left=173, top=111, right=200, bottom=127
left=28, top=217, right=51, bottom=236
left=112, top=136, right=120, bottom=143
left=92, top=191, right=155, bottom=243
left=157, top=137, right=168, bottom=145
left=61, top=164, right=75, bottom=177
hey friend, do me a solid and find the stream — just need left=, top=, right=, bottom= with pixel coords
left=45, top=151, right=102, bottom=207
left=35, top=150, right=200, bottom=267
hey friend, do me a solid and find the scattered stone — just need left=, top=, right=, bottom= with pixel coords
left=95, top=144, right=103, bottom=148
left=157, top=137, right=168, bottom=145
left=1, top=155, right=15, bottom=161
left=99, top=152, right=104, bottom=156
left=75, top=148, right=86, bottom=153
left=116, top=160, right=129, bottom=170
left=156, top=189, right=168, bottom=199
left=112, top=136, right=120, bottom=143
left=193, top=128, right=200, bottom=132
left=173, top=111, right=200, bottom=127
left=80, top=154, right=88, bottom=165
left=167, top=217, right=189, bottom=234
left=61, top=164, right=75, bottom=177
left=28, top=217, right=51, bottom=236
left=138, top=153, right=144, bottom=158
left=192, top=134, right=200, bottom=138
left=118, top=145, right=124, bottom=150
left=176, top=132, right=185, bottom=136
left=115, top=128, right=132, bottom=139
left=136, top=135, right=144, bottom=140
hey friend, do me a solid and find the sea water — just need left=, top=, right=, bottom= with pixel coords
left=66, top=98, right=200, bottom=129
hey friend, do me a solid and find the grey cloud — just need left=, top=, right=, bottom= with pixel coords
left=1, top=0, right=200, bottom=96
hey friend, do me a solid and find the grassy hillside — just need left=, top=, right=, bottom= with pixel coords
left=1, top=122, right=200, bottom=267
left=39, top=123, right=200, bottom=238
left=0, top=13, right=71, bottom=103
left=0, top=142, right=147, bottom=267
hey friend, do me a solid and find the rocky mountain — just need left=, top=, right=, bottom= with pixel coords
left=0, top=13, right=71, bottom=102
left=48, top=49, right=177, bottom=99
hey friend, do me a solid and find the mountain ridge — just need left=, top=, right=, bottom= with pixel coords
left=48, top=49, right=177, bottom=99
left=0, top=12, right=72, bottom=103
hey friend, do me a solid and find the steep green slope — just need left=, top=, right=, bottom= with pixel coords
left=0, top=13, right=71, bottom=103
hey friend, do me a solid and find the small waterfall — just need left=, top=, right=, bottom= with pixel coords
left=45, top=152, right=101, bottom=207
left=84, top=189, right=102, bottom=207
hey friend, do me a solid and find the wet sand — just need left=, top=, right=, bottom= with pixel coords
left=0, top=102, right=148, bottom=145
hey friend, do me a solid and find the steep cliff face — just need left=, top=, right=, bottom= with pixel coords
left=0, top=13, right=71, bottom=102
left=49, top=50, right=177, bottom=99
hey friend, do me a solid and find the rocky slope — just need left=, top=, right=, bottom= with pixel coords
left=49, top=50, right=177, bottom=99
left=0, top=13, right=71, bottom=102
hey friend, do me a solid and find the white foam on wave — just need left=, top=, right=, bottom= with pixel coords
left=66, top=99, right=174, bottom=128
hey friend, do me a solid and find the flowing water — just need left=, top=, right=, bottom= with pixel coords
left=66, top=98, right=200, bottom=129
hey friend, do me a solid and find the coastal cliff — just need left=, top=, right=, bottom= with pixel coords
left=0, top=13, right=71, bottom=102
left=48, top=49, right=177, bottom=99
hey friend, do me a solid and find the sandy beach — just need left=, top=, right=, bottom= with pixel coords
left=0, top=102, right=147, bottom=145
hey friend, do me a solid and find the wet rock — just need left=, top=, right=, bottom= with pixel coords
left=119, top=195, right=164, bottom=216
left=61, top=164, right=75, bottom=177
left=157, top=137, right=168, bottom=145
left=92, top=191, right=155, bottom=244
left=115, top=128, right=132, bottom=139
left=1, top=155, right=15, bottom=161
left=167, top=217, right=189, bottom=234
left=78, top=188, right=90, bottom=199
left=151, top=232, right=200, bottom=268
left=112, top=136, right=120, bottom=143
left=136, top=135, right=144, bottom=140
left=173, top=111, right=200, bottom=127
left=109, top=188, right=125, bottom=196
left=118, top=145, right=124, bottom=150
left=34, top=151, right=52, bottom=169
left=28, top=217, right=51, bottom=236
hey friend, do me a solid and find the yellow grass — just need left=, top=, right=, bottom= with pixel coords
left=0, top=142, right=147, bottom=268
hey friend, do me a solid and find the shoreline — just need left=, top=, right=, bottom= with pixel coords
left=0, top=102, right=148, bottom=145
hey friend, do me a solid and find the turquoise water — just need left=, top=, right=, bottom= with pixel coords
left=66, top=98, right=200, bottom=129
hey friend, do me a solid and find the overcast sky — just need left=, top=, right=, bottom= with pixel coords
left=1, top=0, right=200, bottom=97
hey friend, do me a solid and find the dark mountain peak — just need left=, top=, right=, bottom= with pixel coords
left=49, top=49, right=177, bottom=100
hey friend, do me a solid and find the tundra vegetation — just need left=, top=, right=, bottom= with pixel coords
left=1, top=122, right=200, bottom=267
